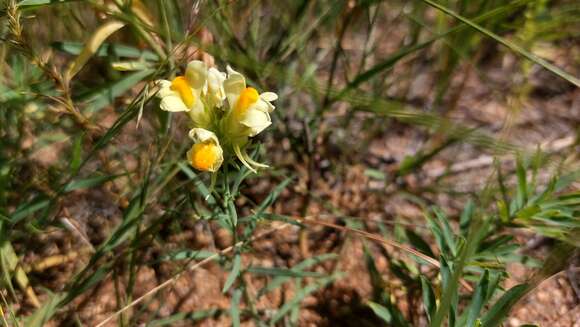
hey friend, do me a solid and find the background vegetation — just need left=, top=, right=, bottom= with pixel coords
left=0, top=0, right=579, bottom=326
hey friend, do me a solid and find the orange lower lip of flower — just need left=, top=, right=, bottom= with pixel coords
left=170, top=76, right=195, bottom=108
left=189, top=142, right=219, bottom=171
left=235, top=87, right=259, bottom=116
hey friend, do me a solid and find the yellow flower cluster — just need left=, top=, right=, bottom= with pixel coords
left=156, top=61, right=277, bottom=173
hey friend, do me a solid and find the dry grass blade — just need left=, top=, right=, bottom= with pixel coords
left=295, top=216, right=474, bottom=292
left=65, top=20, right=126, bottom=81
left=296, top=216, right=440, bottom=267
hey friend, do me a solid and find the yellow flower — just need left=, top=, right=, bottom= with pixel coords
left=157, top=62, right=278, bottom=174
left=222, top=66, right=277, bottom=172
left=187, top=128, right=224, bottom=172
left=224, top=66, right=277, bottom=138
left=156, top=60, right=210, bottom=127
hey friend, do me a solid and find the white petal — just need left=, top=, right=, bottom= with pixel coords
left=265, top=101, right=275, bottom=112
left=251, top=99, right=270, bottom=112
left=224, top=66, right=246, bottom=107
left=188, top=128, right=219, bottom=144
left=241, top=109, right=271, bottom=136
left=188, top=99, right=209, bottom=127
left=156, top=80, right=173, bottom=98
left=208, top=67, right=226, bottom=82
left=226, top=65, right=243, bottom=78
left=260, top=92, right=278, bottom=102
left=207, top=67, right=227, bottom=106
left=226, top=94, right=240, bottom=112
left=185, top=60, right=207, bottom=90
left=160, top=93, right=189, bottom=112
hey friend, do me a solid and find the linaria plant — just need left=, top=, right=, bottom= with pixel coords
left=2, top=0, right=579, bottom=326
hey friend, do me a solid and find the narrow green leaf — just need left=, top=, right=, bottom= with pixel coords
left=146, top=309, right=220, bottom=327
left=364, top=244, right=385, bottom=300
left=52, top=41, right=159, bottom=61
left=61, top=265, right=111, bottom=305
left=466, top=270, right=490, bottom=327
left=160, top=250, right=216, bottom=262
left=481, top=284, right=529, bottom=327
left=364, top=169, right=386, bottom=180
left=10, top=198, right=50, bottom=224
left=449, top=304, right=457, bottom=327
left=223, top=254, right=242, bottom=293
left=69, top=133, right=83, bottom=173
left=368, top=301, right=392, bottom=323
left=22, top=292, right=65, bottom=327
left=227, top=199, right=238, bottom=229
left=432, top=255, right=460, bottom=327
left=63, top=174, right=123, bottom=192
left=420, top=276, right=436, bottom=323
left=253, top=176, right=294, bottom=215
left=230, top=289, right=242, bottom=327
left=178, top=162, right=216, bottom=206
left=79, top=69, right=154, bottom=113
left=460, top=200, right=475, bottom=235
left=247, top=267, right=325, bottom=278
left=427, top=215, right=446, bottom=254
left=554, top=170, right=580, bottom=192
left=515, top=157, right=528, bottom=210
left=0, top=241, right=17, bottom=299
left=256, top=253, right=337, bottom=298
left=434, top=208, right=457, bottom=257
left=18, top=0, right=79, bottom=9
left=89, top=90, right=145, bottom=153
left=406, top=229, right=435, bottom=258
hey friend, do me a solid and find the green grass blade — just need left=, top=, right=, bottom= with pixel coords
left=146, top=309, right=221, bottom=327
left=420, top=276, right=437, bottom=323
left=22, top=292, right=65, bottom=327
left=52, top=41, right=159, bottom=61
left=9, top=198, right=50, bottom=224
left=222, top=253, right=242, bottom=293
left=481, top=284, right=529, bottom=327
left=368, top=301, right=393, bottom=323
left=466, top=270, right=490, bottom=327
left=160, top=250, right=216, bottom=262
left=256, top=253, right=338, bottom=298
left=79, top=69, right=154, bottom=113
left=18, top=0, right=79, bottom=9
left=63, top=174, right=124, bottom=192
left=421, top=0, right=580, bottom=87
left=338, top=0, right=534, bottom=97
left=230, top=289, right=242, bottom=327
left=246, top=267, right=325, bottom=278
